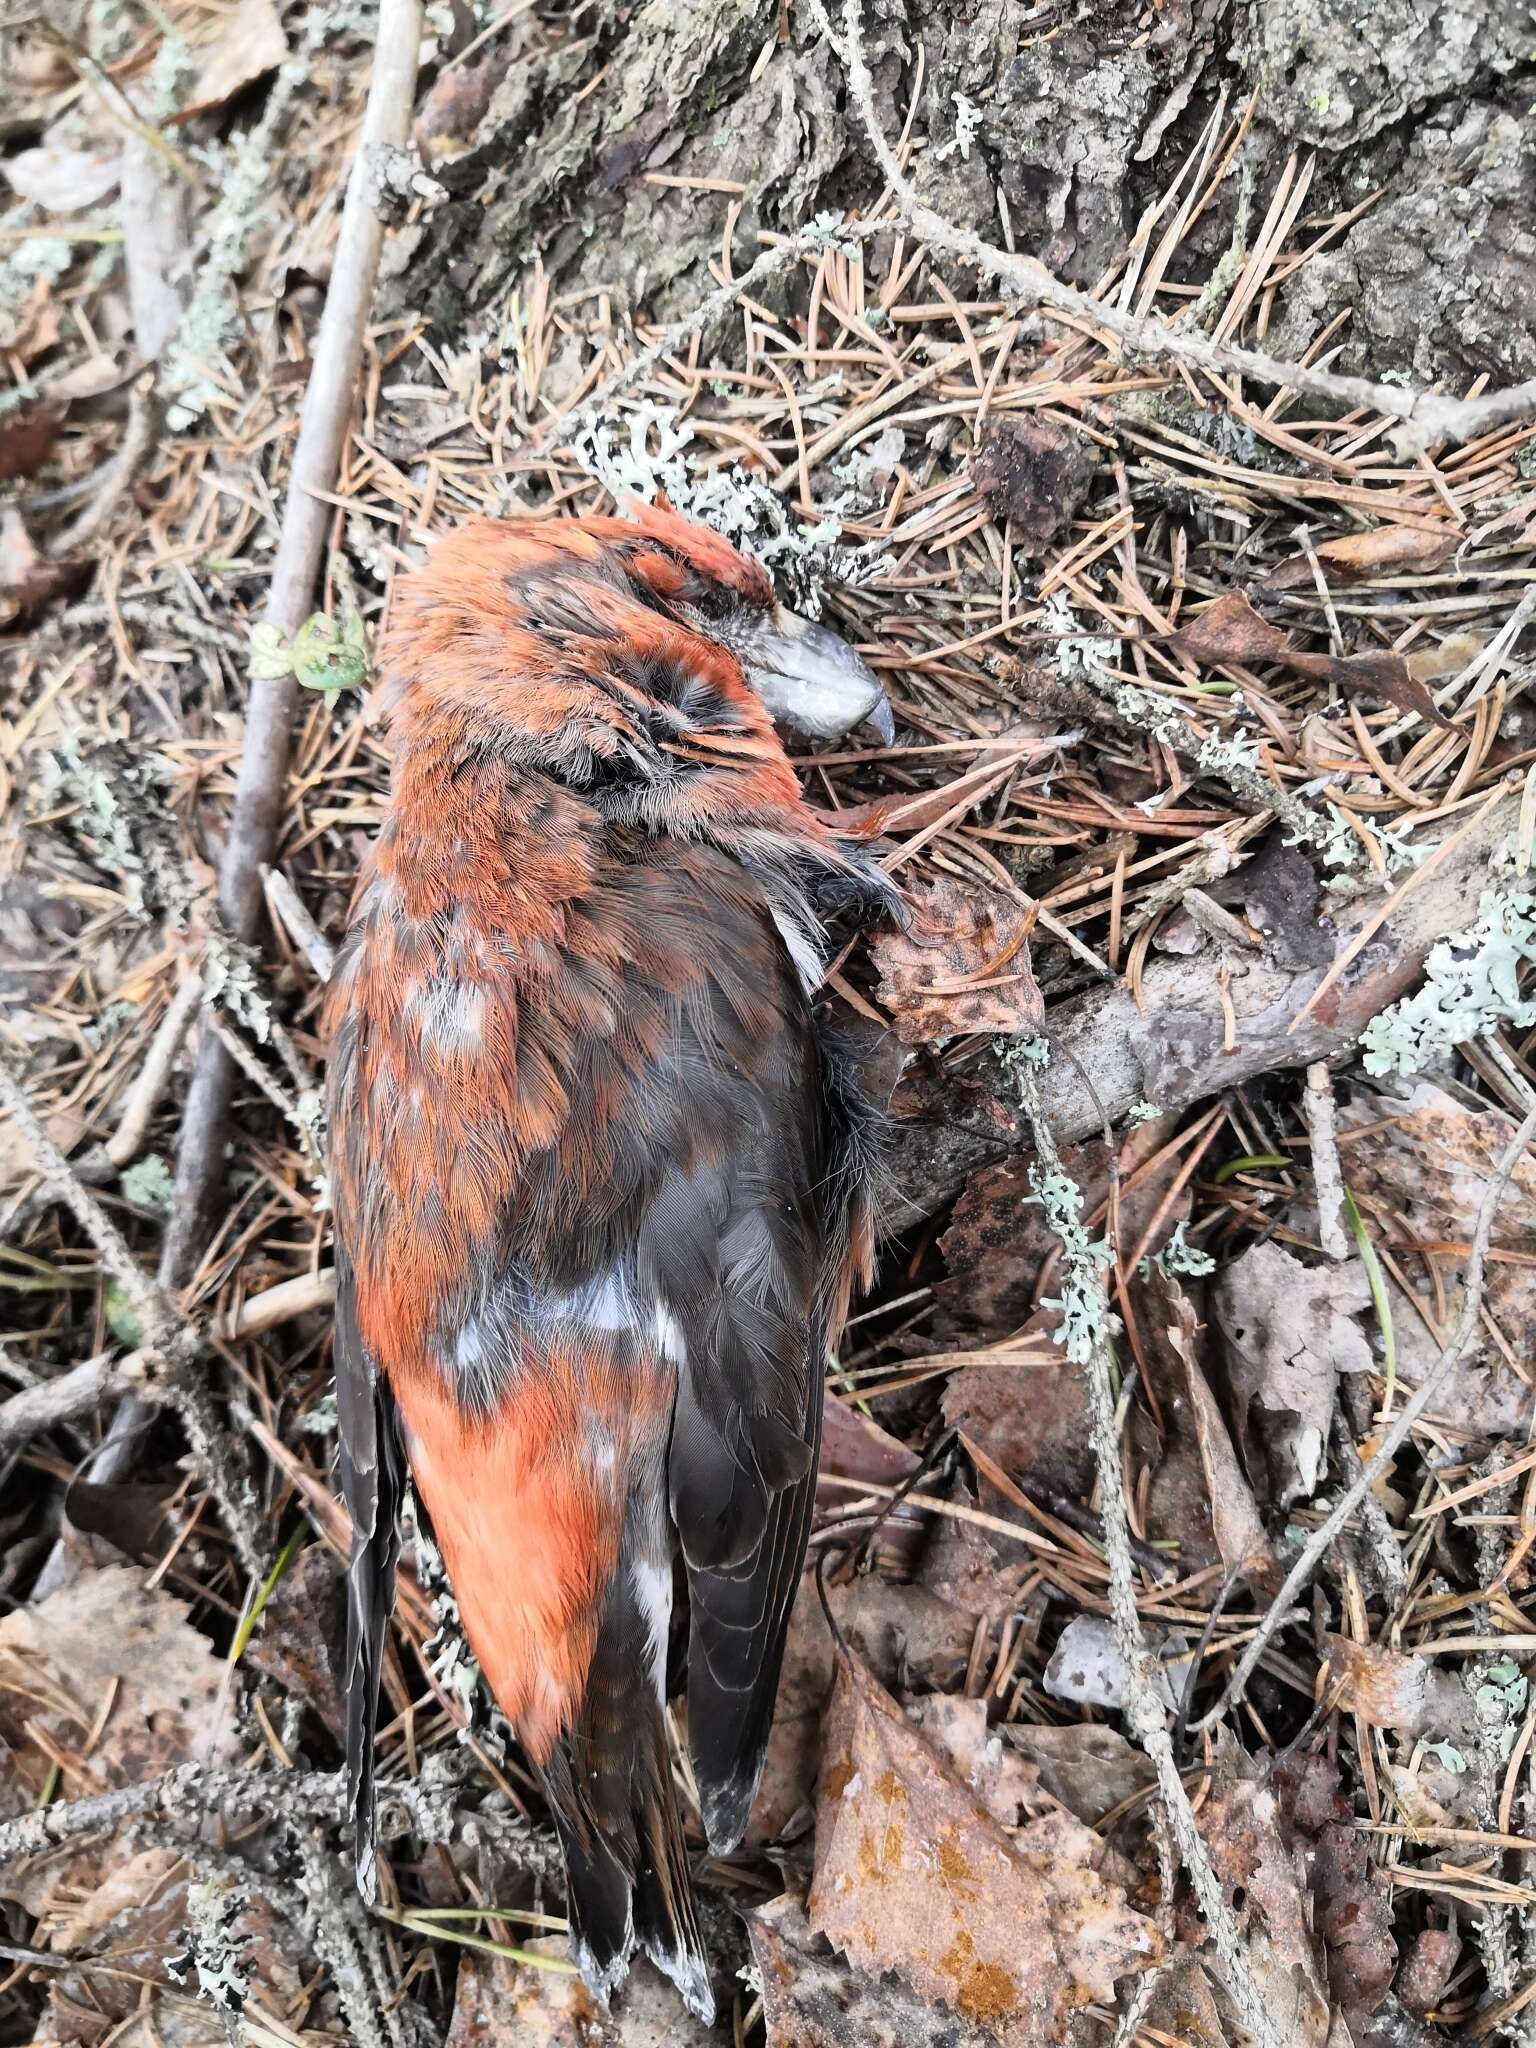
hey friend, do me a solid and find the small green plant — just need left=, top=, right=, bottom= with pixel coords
left=248, top=606, right=369, bottom=696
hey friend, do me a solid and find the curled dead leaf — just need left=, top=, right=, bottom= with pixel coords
left=1261, top=524, right=1458, bottom=589
left=0, top=1565, right=242, bottom=1921
left=870, top=877, right=1041, bottom=1043
left=1323, top=1634, right=1475, bottom=1742
left=0, top=509, right=90, bottom=628
left=3, top=144, right=119, bottom=214
left=1162, top=1282, right=1281, bottom=1592
left=0, top=394, right=64, bottom=482
left=750, top=1888, right=1008, bottom=2048
left=1165, top=588, right=1453, bottom=728
left=807, top=1647, right=1162, bottom=2038
left=1211, top=1242, right=1372, bottom=1511
left=169, top=0, right=290, bottom=123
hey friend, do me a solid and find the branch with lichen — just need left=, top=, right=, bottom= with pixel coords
left=1005, top=1042, right=1284, bottom=2048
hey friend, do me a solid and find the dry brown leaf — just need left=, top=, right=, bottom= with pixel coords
left=1284, top=646, right=1452, bottom=726
left=1166, top=588, right=1452, bottom=727
left=0, top=1565, right=243, bottom=1921
left=244, top=1543, right=348, bottom=1740
left=1262, top=524, right=1459, bottom=588
left=1162, top=1282, right=1281, bottom=1591
left=1002, top=1723, right=1155, bottom=1828
left=3, top=144, right=119, bottom=213
left=1211, top=1241, right=1372, bottom=1511
left=444, top=1941, right=714, bottom=2047
left=1273, top=1753, right=1397, bottom=2031
left=1396, top=1927, right=1461, bottom=2019
left=751, top=1889, right=1011, bottom=2048
left=0, top=394, right=64, bottom=482
left=807, top=1649, right=1162, bottom=2038
left=1198, top=1764, right=1332, bottom=2048
left=945, top=1331, right=1093, bottom=1503
left=1168, top=588, right=1292, bottom=666
left=906, top=1694, right=1063, bottom=1830
left=870, top=878, right=1041, bottom=1043
left=821, top=1392, right=918, bottom=1489
left=1323, top=1634, right=1474, bottom=1741
left=0, top=509, right=90, bottom=628
left=416, top=44, right=519, bottom=156
left=171, top=0, right=290, bottom=122
left=747, top=1571, right=975, bottom=1846
left=1340, top=1080, right=1536, bottom=1436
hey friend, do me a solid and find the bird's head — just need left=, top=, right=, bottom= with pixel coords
left=376, top=505, right=892, bottom=819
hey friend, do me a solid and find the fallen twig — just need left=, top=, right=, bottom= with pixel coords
left=1012, top=1054, right=1283, bottom=2048
left=77, top=0, right=427, bottom=1526
left=0, top=1759, right=558, bottom=1880
left=0, top=1048, right=265, bottom=1578
left=0, top=1352, right=146, bottom=1455
left=1301, top=1062, right=1348, bottom=1262
left=102, top=969, right=204, bottom=1172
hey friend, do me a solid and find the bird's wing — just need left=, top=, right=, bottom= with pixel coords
left=628, top=854, right=876, bottom=1854
left=333, top=1256, right=405, bottom=1901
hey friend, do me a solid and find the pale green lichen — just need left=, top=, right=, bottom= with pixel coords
left=1196, top=726, right=1263, bottom=777
left=166, top=1878, right=249, bottom=2018
left=204, top=936, right=272, bottom=1043
left=1044, top=592, right=1123, bottom=688
left=1000, top=1039, right=1121, bottom=1365
left=121, top=1154, right=175, bottom=1214
left=1152, top=1220, right=1216, bottom=1278
left=569, top=401, right=875, bottom=612
left=933, top=93, right=983, bottom=163
left=1360, top=889, right=1536, bottom=1076
left=1027, top=1164, right=1116, bottom=1364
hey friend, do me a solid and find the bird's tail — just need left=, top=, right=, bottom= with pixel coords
left=539, top=1556, right=713, bottom=2024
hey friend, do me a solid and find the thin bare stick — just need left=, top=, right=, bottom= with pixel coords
left=1194, top=1106, right=1536, bottom=1733
left=1012, top=1058, right=1283, bottom=2048
left=263, top=865, right=337, bottom=980
left=77, top=0, right=426, bottom=1530
left=0, top=1053, right=189, bottom=1361
left=829, top=0, right=1536, bottom=451
left=1301, top=1062, right=1349, bottom=1262
left=0, top=1052, right=266, bottom=1578
left=103, top=970, right=204, bottom=1170
left=0, top=1352, right=150, bottom=1454
left=0, top=1760, right=558, bottom=1878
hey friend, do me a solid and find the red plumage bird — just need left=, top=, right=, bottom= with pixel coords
left=324, top=504, right=895, bottom=2018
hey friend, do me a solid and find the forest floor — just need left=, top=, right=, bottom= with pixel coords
left=2, top=0, right=1536, bottom=2044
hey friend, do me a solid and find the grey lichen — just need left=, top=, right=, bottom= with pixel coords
left=1152, top=1220, right=1216, bottom=1279
left=568, top=400, right=875, bottom=612
left=1360, top=888, right=1536, bottom=1075
left=1001, top=1038, right=1122, bottom=1366
left=167, top=1876, right=250, bottom=2022
left=933, top=93, right=984, bottom=164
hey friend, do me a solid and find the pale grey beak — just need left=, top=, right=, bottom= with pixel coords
left=733, top=604, right=895, bottom=747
